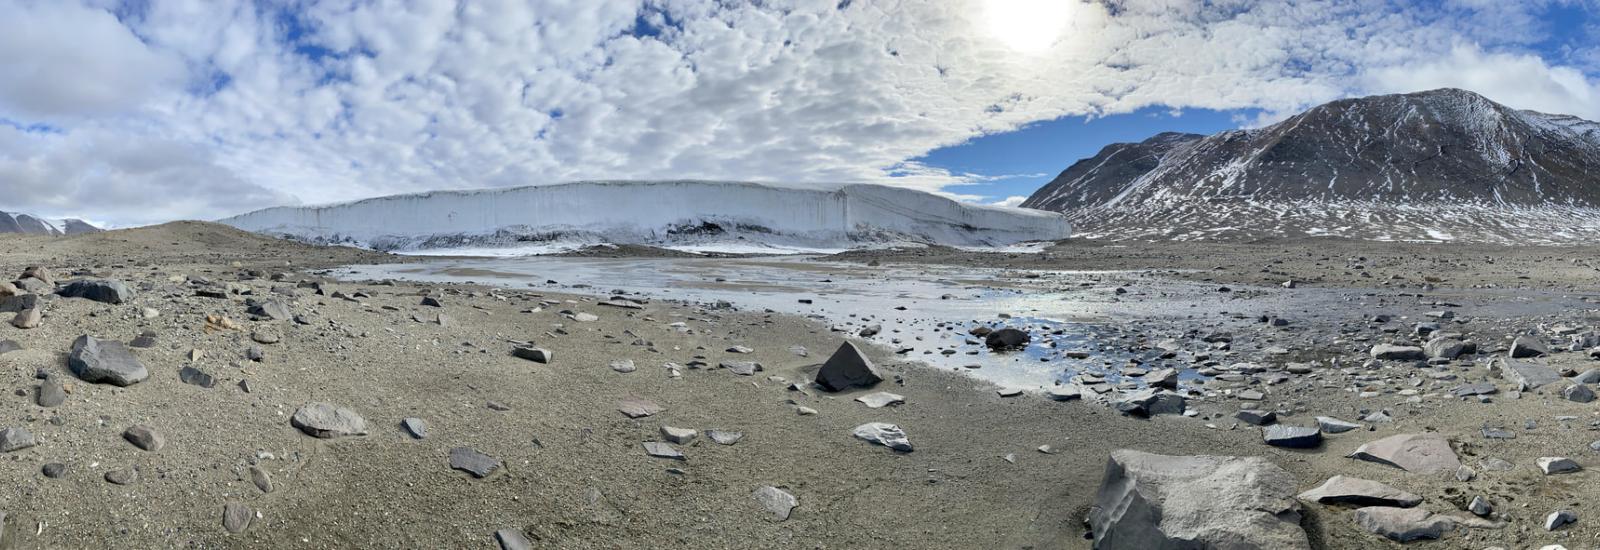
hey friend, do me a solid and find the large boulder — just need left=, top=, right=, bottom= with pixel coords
left=1089, top=450, right=1310, bottom=550
left=1509, top=335, right=1549, bottom=358
left=56, top=279, right=135, bottom=304
left=1348, top=433, right=1460, bottom=474
left=67, top=335, right=149, bottom=386
left=814, top=342, right=883, bottom=392
left=1495, top=359, right=1560, bottom=390
left=984, top=328, right=1030, bottom=351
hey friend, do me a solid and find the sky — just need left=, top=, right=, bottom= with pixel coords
left=0, top=0, right=1597, bottom=226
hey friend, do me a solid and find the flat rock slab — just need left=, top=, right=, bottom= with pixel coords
left=706, top=430, right=743, bottom=445
left=0, top=427, right=36, bottom=453
left=1316, top=416, right=1361, bottom=433
left=815, top=342, right=883, bottom=392
left=852, top=422, right=912, bottom=452
left=511, top=346, right=552, bottom=364
left=1298, top=475, right=1422, bottom=507
left=1090, top=450, right=1310, bottom=549
left=1538, top=457, right=1582, bottom=475
left=1349, top=433, right=1461, bottom=474
left=1263, top=425, right=1323, bottom=448
left=1500, top=359, right=1560, bottom=390
left=753, top=486, right=798, bottom=521
left=720, top=361, right=761, bottom=375
left=495, top=529, right=534, bottom=550
left=401, top=418, right=428, bottom=439
left=56, top=279, right=135, bottom=304
left=643, top=441, right=684, bottom=460
left=855, top=391, right=906, bottom=409
left=68, top=335, right=149, bottom=386
left=1353, top=506, right=1448, bottom=542
left=617, top=397, right=664, bottom=418
left=1371, top=344, right=1425, bottom=361
left=449, top=447, right=501, bottom=478
left=290, top=402, right=368, bottom=438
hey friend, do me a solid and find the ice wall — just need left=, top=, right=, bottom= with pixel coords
left=218, top=180, right=1071, bottom=250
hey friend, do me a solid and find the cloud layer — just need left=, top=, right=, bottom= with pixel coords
left=0, top=0, right=1596, bottom=225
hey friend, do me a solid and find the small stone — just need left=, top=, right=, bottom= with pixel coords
left=1546, top=509, right=1578, bottom=531
left=707, top=430, right=743, bottom=445
left=1370, top=344, right=1426, bottom=361
left=222, top=502, right=253, bottom=533
left=178, top=366, right=216, bottom=388
left=248, top=466, right=274, bottom=493
left=1537, top=456, right=1581, bottom=475
left=250, top=331, right=280, bottom=345
left=643, top=441, right=684, bottom=460
left=726, top=345, right=753, bottom=353
left=609, top=359, right=636, bottom=373
left=123, top=425, right=165, bottom=451
left=401, top=418, right=428, bottom=439
left=495, top=529, right=533, bottom=550
left=36, top=378, right=65, bottom=407
left=449, top=447, right=501, bottom=478
left=0, top=427, right=36, bottom=452
left=852, top=422, right=912, bottom=452
left=511, top=346, right=552, bottom=364
left=1235, top=410, right=1277, bottom=426
left=105, top=468, right=138, bottom=485
left=41, top=462, right=67, bottom=478
left=290, top=402, right=368, bottom=438
left=1563, top=384, right=1595, bottom=403
left=1316, top=416, right=1361, bottom=434
left=814, top=342, right=883, bottom=391
left=68, top=335, right=149, bottom=386
left=752, top=486, right=798, bottom=521
left=1262, top=425, right=1322, bottom=448
left=720, top=361, right=761, bottom=375
left=1469, top=496, right=1492, bottom=517
left=660, top=426, right=697, bottom=444
left=855, top=391, right=906, bottom=408
left=618, top=397, right=664, bottom=418
left=10, top=308, right=40, bottom=329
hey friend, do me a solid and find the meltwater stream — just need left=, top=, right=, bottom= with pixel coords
left=327, top=255, right=1334, bottom=391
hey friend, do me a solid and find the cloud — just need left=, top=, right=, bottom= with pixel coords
left=1364, top=42, right=1600, bottom=119
left=991, top=195, right=1028, bottom=207
left=0, top=0, right=1596, bottom=225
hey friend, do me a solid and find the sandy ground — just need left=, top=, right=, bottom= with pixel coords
left=0, top=226, right=1599, bottom=548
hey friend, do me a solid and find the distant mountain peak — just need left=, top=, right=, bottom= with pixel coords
left=0, top=211, right=103, bottom=236
left=1022, top=90, right=1600, bottom=243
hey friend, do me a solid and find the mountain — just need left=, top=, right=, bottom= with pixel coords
left=1023, top=89, right=1600, bottom=243
left=219, top=180, right=1072, bottom=253
left=0, top=211, right=102, bottom=236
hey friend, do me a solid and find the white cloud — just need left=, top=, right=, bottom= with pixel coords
left=992, top=195, right=1028, bottom=207
left=1364, top=43, right=1600, bottom=119
left=0, top=0, right=1595, bottom=225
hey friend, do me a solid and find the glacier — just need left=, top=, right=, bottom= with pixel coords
left=217, top=180, right=1072, bottom=254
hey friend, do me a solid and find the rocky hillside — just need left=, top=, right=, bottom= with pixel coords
left=1023, top=89, right=1600, bottom=243
left=1, top=211, right=101, bottom=236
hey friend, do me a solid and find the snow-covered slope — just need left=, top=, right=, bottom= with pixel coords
left=1023, top=89, right=1600, bottom=243
left=0, top=211, right=102, bottom=236
left=219, top=180, right=1071, bottom=253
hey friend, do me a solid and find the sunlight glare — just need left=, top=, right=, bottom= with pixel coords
left=982, top=0, right=1073, bottom=53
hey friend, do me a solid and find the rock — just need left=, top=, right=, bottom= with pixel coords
left=123, top=425, right=164, bottom=451
left=1537, top=456, right=1581, bottom=475
left=609, top=359, right=636, bottom=373
left=1468, top=496, right=1492, bottom=516
left=511, top=346, right=552, bottom=364
left=1046, top=385, right=1082, bottom=401
left=0, top=427, right=36, bottom=452
left=1452, top=382, right=1497, bottom=398
left=855, top=391, right=905, bottom=408
left=1235, top=409, right=1277, bottom=426
left=1348, top=433, right=1461, bottom=474
left=401, top=418, right=428, bottom=439
left=1262, top=425, right=1322, bottom=449
left=1563, top=384, right=1595, bottom=403
left=290, top=402, right=368, bottom=438
left=1510, top=335, right=1550, bottom=358
left=569, top=312, right=598, bottom=322
left=707, top=430, right=743, bottom=445
left=10, top=308, right=39, bottom=329
left=753, top=486, right=798, bottom=521
left=67, top=335, right=149, bottom=386
left=1423, top=338, right=1465, bottom=360
left=984, top=328, right=1030, bottom=351
left=1353, top=506, right=1449, bottom=542
left=250, top=331, right=280, bottom=345
left=495, top=529, right=533, bottom=550
left=105, top=468, right=138, bottom=485
left=222, top=502, right=253, bottom=533
left=41, top=462, right=67, bottom=478
left=55, top=279, right=135, bottom=304
left=643, top=441, right=684, bottom=460
left=809, top=342, right=886, bottom=393
left=248, top=466, right=274, bottom=493
left=246, top=300, right=292, bottom=320
left=0, top=340, right=20, bottom=355
left=1370, top=344, right=1425, bottom=361
left=13, top=277, right=50, bottom=294
left=858, top=324, right=881, bottom=337
left=660, top=426, right=697, bottom=444
left=178, top=366, right=216, bottom=388
left=1147, top=368, right=1179, bottom=389
left=1498, top=359, right=1561, bottom=390
left=449, top=447, right=501, bottom=478
left=1089, top=450, right=1309, bottom=549
left=1316, top=416, right=1361, bottom=434
left=851, top=422, right=912, bottom=452
left=1546, top=509, right=1578, bottom=531
left=36, top=378, right=65, bottom=407
left=1113, top=388, right=1186, bottom=417
left=420, top=296, right=443, bottom=307
left=1297, top=475, right=1422, bottom=507
left=720, top=361, right=761, bottom=375
left=617, top=397, right=664, bottom=418
left=726, top=345, right=753, bottom=353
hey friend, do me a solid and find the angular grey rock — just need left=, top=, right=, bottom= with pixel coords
left=105, top=468, right=138, bottom=485
left=1509, top=335, right=1549, bottom=358
left=1348, top=433, right=1461, bottom=474
left=1563, top=384, right=1595, bottom=403
left=1235, top=409, right=1277, bottom=426
left=1468, top=496, right=1491, bottom=517
left=706, top=430, right=743, bottom=445
left=0, top=340, right=20, bottom=355
left=128, top=331, right=157, bottom=348
left=1297, top=475, right=1422, bottom=507
left=420, top=296, right=443, bottom=307
left=1146, top=367, right=1179, bottom=389
left=36, top=378, right=65, bottom=407
left=851, top=422, right=912, bottom=452
left=1046, top=385, right=1082, bottom=401
left=1423, top=338, right=1465, bottom=360
left=449, top=447, right=501, bottom=478
left=56, top=279, right=135, bottom=304
left=10, top=307, right=39, bottom=329
left=1089, top=450, right=1309, bottom=550
left=1537, top=456, right=1581, bottom=475
left=1316, top=416, right=1361, bottom=434
left=1262, top=425, right=1322, bottom=449
left=178, top=366, right=216, bottom=388
left=609, top=359, right=636, bottom=373
left=720, top=361, right=761, bottom=375
left=660, top=426, right=697, bottom=444
left=123, top=425, right=164, bottom=451
left=1498, top=359, right=1560, bottom=390
left=246, top=300, right=292, bottom=320
left=495, top=529, right=533, bottom=550
left=1452, top=382, right=1497, bottom=398
left=814, top=342, right=883, bottom=392
left=68, top=335, right=149, bottom=386
left=248, top=466, right=274, bottom=493
left=1354, top=506, right=1449, bottom=542
left=1546, top=509, right=1577, bottom=531
left=617, top=396, right=664, bottom=418
left=753, top=486, right=798, bottom=521
left=222, top=502, right=253, bottom=533
left=41, top=462, right=67, bottom=478
left=0, top=427, right=36, bottom=453
left=290, top=402, right=368, bottom=438
left=401, top=418, right=427, bottom=439
left=643, top=441, right=684, bottom=460
left=1114, top=388, right=1186, bottom=417
left=1576, top=368, right=1600, bottom=384
left=511, top=346, right=551, bottom=364
left=1370, top=344, right=1425, bottom=361
left=984, top=328, right=1030, bottom=350
left=854, top=391, right=906, bottom=409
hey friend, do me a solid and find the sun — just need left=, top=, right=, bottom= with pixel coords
left=982, top=0, right=1073, bottom=53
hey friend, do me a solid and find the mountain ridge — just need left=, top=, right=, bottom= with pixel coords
left=0, top=211, right=102, bottom=236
